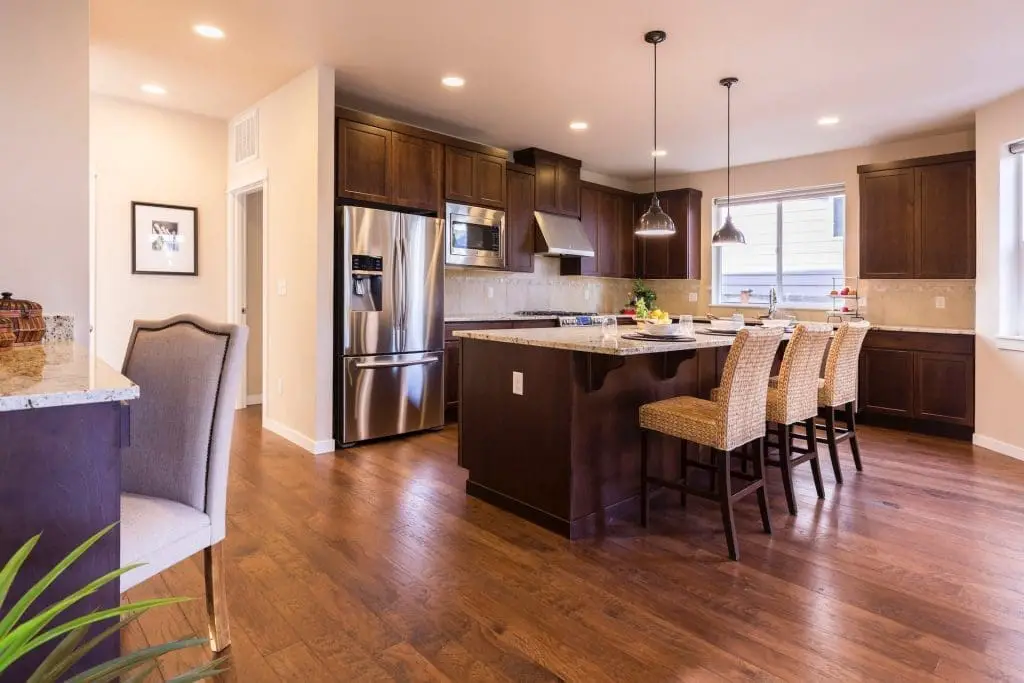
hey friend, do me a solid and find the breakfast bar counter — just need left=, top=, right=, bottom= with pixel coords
left=456, top=326, right=746, bottom=539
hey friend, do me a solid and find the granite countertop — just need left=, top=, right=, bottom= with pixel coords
left=868, top=324, right=974, bottom=335
left=0, top=342, right=139, bottom=412
left=454, top=325, right=741, bottom=356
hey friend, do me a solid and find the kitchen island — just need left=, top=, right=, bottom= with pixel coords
left=456, top=325, right=745, bottom=539
left=0, top=343, right=138, bottom=679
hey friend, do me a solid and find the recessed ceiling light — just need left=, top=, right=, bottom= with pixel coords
left=441, top=76, right=465, bottom=88
left=818, top=116, right=840, bottom=126
left=193, top=24, right=225, bottom=39
left=569, top=121, right=588, bottom=131
left=651, top=149, right=667, bottom=157
left=140, top=84, right=167, bottom=95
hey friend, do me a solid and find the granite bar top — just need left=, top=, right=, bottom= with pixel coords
left=454, top=325, right=739, bottom=356
left=868, top=324, right=974, bottom=335
left=0, top=342, right=139, bottom=412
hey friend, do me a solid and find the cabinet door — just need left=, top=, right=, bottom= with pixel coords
left=475, top=154, right=507, bottom=208
left=505, top=169, right=535, bottom=273
left=336, top=119, right=391, bottom=204
left=859, top=169, right=915, bottom=278
left=916, top=161, right=976, bottom=278
left=859, top=348, right=914, bottom=416
left=597, top=192, right=621, bottom=277
left=444, top=339, right=460, bottom=423
left=391, top=133, right=441, bottom=212
left=445, top=147, right=476, bottom=204
left=577, top=186, right=600, bottom=275
left=914, top=352, right=974, bottom=425
left=618, top=197, right=637, bottom=278
left=663, top=190, right=701, bottom=279
left=534, top=158, right=559, bottom=214
left=556, top=161, right=581, bottom=217
left=637, top=195, right=670, bottom=278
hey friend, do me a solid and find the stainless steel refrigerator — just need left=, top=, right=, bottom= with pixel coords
left=336, top=205, right=445, bottom=446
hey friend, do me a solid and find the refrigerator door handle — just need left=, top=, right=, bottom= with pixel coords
left=354, top=357, right=440, bottom=370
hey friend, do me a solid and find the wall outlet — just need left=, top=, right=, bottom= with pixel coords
left=486, top=286, right=494, bottom=299
left=688, top=292, right=698, bottom=303
left=935, top=296, right=946, bottom=309
left=276, top=377, right=284, bottom=396
left=512, top=371, right=524, bottom=396
left=277, top=279, right=287, bottom=296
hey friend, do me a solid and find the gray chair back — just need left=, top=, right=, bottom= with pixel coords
left=121, top=315, right=247, bottom=543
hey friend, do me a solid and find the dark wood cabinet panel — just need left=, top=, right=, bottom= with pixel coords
left=556, top=161, right=581, bottom=217
left=505, top=169, right=535, bottom=273
left=637, top=189, right=702, bottom=279
left=391, top=133, right=442, bottom=212
left=475, top=154, right=507, bottom=208
left=859, top=169, right=916, bottom=278
left=860, top=348, right=915, bottom=417
left=575, top=186, right=600, bottom=276
left=444, top=339, right=460, bottom=422
left=445, top=147, right=476, bottom=204
left=916, top=160, right=976, bottom=279
left=619, top=198, right=637, bottom=278
left=914, top=352, right=974, bottom=425
left=513, top=149, right=582, bottom=218
left=512, top=320, right=559, bottom=329
left=533, top=158, right=558, bottom=214
left=336, top=119, right=391, bottom=204
left=597, top=192, right=620, bottom=277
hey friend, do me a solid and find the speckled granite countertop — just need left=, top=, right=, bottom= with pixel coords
left=0, top=342, right=139, bottom=412
left=454, top=325, right=742, bottom=356
left=867, top=324, right=974, bottom=335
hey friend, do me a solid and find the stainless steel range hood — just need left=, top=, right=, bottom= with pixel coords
left=533, top=211, right=595, bottom=258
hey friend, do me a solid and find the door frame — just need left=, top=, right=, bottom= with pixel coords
left=226, top=174, right=268, bottom=415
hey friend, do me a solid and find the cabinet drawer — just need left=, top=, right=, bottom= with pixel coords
left=512, top=320, right=558, bottom=329
left=863, top=330, right=974, bottom=355
left=444, top=321, right=513, bottom=341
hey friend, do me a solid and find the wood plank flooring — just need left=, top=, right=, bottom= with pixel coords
left=124, top=408, right=1024, bottom=681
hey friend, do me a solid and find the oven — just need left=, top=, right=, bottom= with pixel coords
left=444, top=202, right=506, bottom=269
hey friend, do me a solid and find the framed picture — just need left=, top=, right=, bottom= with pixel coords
left=131, top=201, right=199, bottom=276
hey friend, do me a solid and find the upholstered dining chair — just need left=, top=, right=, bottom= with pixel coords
left=118, top=315, right=247, bottom=653
left=638, top=327, right=784, bottom=561
left=817, top=320, right=871, bottom=484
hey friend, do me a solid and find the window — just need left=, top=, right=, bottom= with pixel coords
left=712, top=185, right=845, bottom=309
left=998, top=141, right=1024, bottom=349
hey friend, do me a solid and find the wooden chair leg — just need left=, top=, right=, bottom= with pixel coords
left=824, top=407, right=844, bottom=485
left=204, top=542, right=231, bottom=653
left=778, top=423, right=797, bottom=515
left=640, top=430, right=650, bottom=528
left=717, top=449, right=738, bottom=561
left=806, top=417, right=826, bottom=499
left=846, top=401, right=863, bottom=472
left=753, top=437, right=772, bottom=534
left=679, top=439, right=688, bottom=508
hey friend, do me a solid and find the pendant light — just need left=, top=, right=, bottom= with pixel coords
left=635, top=30, right=676, bottom=237
left=712, top=77, right=746, bottom=245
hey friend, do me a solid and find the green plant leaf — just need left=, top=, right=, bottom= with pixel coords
left=0, top=534, right=39, bottom=615
left=122, top=661, right=160, bottom=683
left=24, top=623, right=89, bottom=683
left=63, top=637, right=210, bottom=683
left=0, top=522, right=117, bottom=641
left=27, top=612, right=145, bottom=683
left=166, top=656, right=229, bottom=683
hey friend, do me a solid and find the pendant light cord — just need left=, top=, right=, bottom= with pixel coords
left=652, top=39, right=658, bottom=197
left=726, top=81, right=731, bottom=219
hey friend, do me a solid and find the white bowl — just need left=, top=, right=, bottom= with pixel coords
left=761, top=319, right=792, bottom=328
left=644, top=324, right=683, bottom=336
left=709, top=319, right=744, bottom=332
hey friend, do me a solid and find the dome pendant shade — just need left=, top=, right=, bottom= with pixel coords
left=636, top=195, right=676, bottom=237
left=712, top=214, right=746, bottom=245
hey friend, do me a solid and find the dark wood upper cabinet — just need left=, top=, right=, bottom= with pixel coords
left=574, top=185, right=600, bottom=276
left=391, top=133, right=442, bottom=212
left=618, top=198, right=637, bottom=278
left=336, top=119, right=391, bottom=205
left=444, top=147, right=476, bottom=204
left=916, top=160, right=976, bottom=279
left=858, top=152, right=975, bottom=279
left=505, top=167, right=535, bottom=273
left=513, top=148, right=582, bottom=218
left=560, top=182, right=637, bottom=278
left=597, top=191, right=620, bottom=277
left=636, top=188, right=702, bottom=280
left=444, top=146, right=506, bottom=208
left=475, top=154, right=507, bottom=208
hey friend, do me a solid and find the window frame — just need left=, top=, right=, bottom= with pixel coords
left=711, top=184, right=846, bottom=310
left=998, top=148, right=1024, bottom=351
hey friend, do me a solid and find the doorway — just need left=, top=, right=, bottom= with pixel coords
left=228, top=178, right=268, bottom=415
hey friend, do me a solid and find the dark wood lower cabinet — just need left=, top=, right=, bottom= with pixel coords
left=914, top=351, right=974, bottom=425
left=860, top=348, right=915, bottom=417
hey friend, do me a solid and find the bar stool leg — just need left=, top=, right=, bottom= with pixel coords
left=753, top=437, right=772, bottom=534
left=824, top=407, right=844, bottom=485
left=716, top=448, right=738, bottom=561
left=640, top=430, right=650, bottom=528
left=778, top=423, right=797, bottom=515
left=806, top=417, right=826, bottom=499
left=846, top=401, right=863, bottom=472
left=679, top=439, right=688, bottom=508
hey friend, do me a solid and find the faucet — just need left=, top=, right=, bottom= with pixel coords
left=767, top=287, right=778, bottom=319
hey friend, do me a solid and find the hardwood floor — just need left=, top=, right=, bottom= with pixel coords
left=124, top=407, right=1024, bottom=681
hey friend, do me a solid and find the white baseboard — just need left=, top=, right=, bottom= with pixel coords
left=263, top=418, right=336, bottom=455
left=246, top=393, right=263, bottom=406
left=973, top=433, right=1024, bottom=462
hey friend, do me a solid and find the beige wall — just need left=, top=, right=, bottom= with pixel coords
left=974, top=87, right=1024, bottom=456
left=0, top=3, right=89, bottom=342
left=91, top=96, right=228, bottom=366
left=228, top=65, right=335, bottom=453
left=244, top=189, right=263, bottom=399
left=635, top=130, right=977, bottom=329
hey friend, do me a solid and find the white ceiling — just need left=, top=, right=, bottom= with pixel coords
left=90, top=0, right=1024, bottom=177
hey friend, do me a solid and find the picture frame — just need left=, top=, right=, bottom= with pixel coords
left=131, top=201, right=199, bottom=276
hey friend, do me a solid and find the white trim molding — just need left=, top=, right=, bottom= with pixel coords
left=996, top=335, right=1024, bottom=352
left=973, top=433, right=1024, bottom=462
left=263, top=418, right=336, bottom=455
left=246, top=394, right=263, bottom=406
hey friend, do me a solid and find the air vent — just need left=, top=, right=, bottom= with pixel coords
left=232, top=109, right=259, bottom=164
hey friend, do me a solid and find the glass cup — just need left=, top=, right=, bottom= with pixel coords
left=731, top=313, right=745, bottom=325
left=601, top=315, right=618, bottom=341
left=678, top=314, right=694, bottom=338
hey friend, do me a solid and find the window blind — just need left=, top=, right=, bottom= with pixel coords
left=712, top=183, right=845, bottom=207
left=1010, top=140, right=1024, bottom=155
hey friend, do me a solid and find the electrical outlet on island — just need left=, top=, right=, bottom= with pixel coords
left=512, top=371, right=524, bottom=396
left=935, top=296, right=946, bottom=309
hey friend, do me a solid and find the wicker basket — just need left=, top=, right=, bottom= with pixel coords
left=0, top=292, right=45, bottom=346
left=0, top=318, right=14, bottom=351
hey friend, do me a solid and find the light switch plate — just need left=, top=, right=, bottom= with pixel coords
left=277, top=279, right=287, bottom=296
left=512, top=371, right=524, bottom=396
left=688, top=292, right=698, bottom=303
left=935, top=296, right=946, bottom=309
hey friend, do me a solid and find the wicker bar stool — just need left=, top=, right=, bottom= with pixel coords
left=638, top=327, right=784, bottom=561
left=816, top=320, right=871, bottom=484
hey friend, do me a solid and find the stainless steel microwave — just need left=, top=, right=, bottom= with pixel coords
left=444, top=202, right=505, bottom=269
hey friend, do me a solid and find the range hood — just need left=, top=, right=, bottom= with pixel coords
left=533, top=211, right=595, bottom=258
